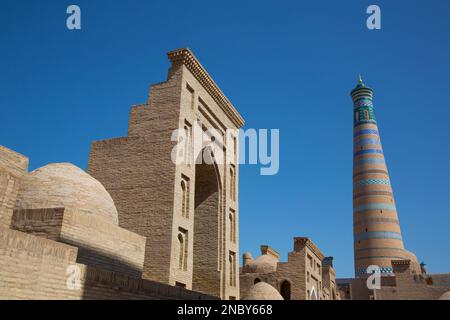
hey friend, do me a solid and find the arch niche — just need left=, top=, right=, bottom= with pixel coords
left=192, top=147, right=222, bottom=297
left=280, top=280, right=291, bottom=300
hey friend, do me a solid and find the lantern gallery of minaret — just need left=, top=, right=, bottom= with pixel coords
left=351, top=76, right=421, bottom=278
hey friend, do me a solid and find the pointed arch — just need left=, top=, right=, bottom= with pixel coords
left=310, top=286, right=318, bottom=300
left=280, top=280, right=291, bottom=300
left=192, top=146, right=223, bottom=296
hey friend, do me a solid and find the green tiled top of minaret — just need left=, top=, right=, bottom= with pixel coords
left=352, top=76, right=376, bottom=127
left=351, top=75, right=373, bottom=102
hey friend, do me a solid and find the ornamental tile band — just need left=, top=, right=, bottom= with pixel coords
left=354, top=99, right=373, bottom=108
left=355, top=267, right=393, bottom=276
left=355, top=231, right=403, bottom=241
left=354, top=129, right=379, bottom=137
left=353, top=179, right=390, bottom=188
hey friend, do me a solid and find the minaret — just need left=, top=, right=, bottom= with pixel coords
left=351, top=76, right=419, bottom=277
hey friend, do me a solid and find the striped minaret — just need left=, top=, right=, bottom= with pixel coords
left=351, top=76, right=419, bottom=278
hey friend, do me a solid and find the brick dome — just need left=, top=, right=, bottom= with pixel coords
left=242, top=254, right=278, bottom=274
left=241, top=282, right=283, bottom=300
left=15, top=163, right=118, bottom=224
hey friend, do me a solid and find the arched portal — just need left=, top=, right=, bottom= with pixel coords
left=192, top=148, right=221, bottom=297
left=280, top=280, right=291, bottom=300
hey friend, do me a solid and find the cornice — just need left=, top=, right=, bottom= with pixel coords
left=295, top=237, right=325, bottom=261
left=167, top=48, right=245, bottom=128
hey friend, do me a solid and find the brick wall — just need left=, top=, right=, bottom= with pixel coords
left=11, top=208, right=146, bottom=277
left=88, top=67, right=182, bottom=285
left=88, top=50, right=243, bottom=300
left=0, top=146, right=28, bottom=228
left=0, top=227, right=215, bottom=300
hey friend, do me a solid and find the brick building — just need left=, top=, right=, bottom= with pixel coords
left=338, top=260, right=450, bottom=300
left=0, top=48, right=243, bottom=300
left=240, top=238, right=340, bottom=300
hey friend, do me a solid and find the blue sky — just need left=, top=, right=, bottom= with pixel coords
left=1, top=0, right=449, bottom=278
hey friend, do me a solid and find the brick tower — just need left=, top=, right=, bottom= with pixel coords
left=351, top=76, right=420, bottom=278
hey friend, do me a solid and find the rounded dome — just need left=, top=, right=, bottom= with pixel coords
left=16, top=163, right=118, bottom=224
left=241, top=282, right=283, bottom=300
left=243, top=254, right=278, bottom=274
left=438, top=291, right=450, bottom=300
left=243, top=252, right=253, bottom=259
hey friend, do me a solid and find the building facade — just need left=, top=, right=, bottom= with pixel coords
left=88, top=48, right=244, bottom=299
left=240, top=238, right=340, bottom=300
left=0, top=146, right=214, bottom=300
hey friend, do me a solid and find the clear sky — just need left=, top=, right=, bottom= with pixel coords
left=1, top=0, right=450, bottom=278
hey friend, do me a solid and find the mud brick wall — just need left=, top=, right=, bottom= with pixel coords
left=11, top=208, right=146, bottom=278
left=0, top=146, right=28, bottom=228
left=0, top=227, right=215, bottom=300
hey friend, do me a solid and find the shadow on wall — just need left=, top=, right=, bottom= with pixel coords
left=75, top=247, right=143, bottom=279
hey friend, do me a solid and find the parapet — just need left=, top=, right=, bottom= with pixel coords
left=293, top=237, right=325, bottom=261
left=323, top=256, right=334, bottom=268
left=0, top=145, right=29, bottom=228
left=167, top=48, right=244, bottom=128
left=392, top=259, right=412, bottom=274
left=260, top=245, right=280, bottom=260
left=11, top=207, right=146, bottom=277
left=0, top=146, right=29, bottom=173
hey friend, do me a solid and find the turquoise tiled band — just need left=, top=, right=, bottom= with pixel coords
left=353, top=179, right=390, bottom=188
left=354, top=149, right=384, bottom=157
left=353, top=99, right=373, bottom=108
left=355, top=267, right=393, bottom=276
left=355, top=138, right=381, bottom=147
left=355, top=129, right=379, bottom=137
left=355, top=231, right=402, bottom=241
left=354, top=158, right=386, bottom=167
